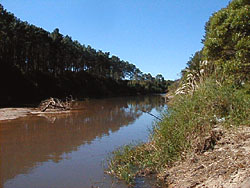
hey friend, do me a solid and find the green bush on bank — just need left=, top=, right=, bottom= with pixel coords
left=107, top=79, right=250, bottom=185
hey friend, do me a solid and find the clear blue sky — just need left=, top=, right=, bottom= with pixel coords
left=1, top=0, right=230, bottom=80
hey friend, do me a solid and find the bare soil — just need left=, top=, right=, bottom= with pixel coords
left=0, top=108, right=34, bottom=121
left=0, top=108, right=71, bottom=121
left=159, top=126, right=250, bottom=188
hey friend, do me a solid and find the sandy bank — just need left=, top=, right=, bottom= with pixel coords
left=0, top=108, right=34, bottom=121
left=0, top=108, right=71, bottom=121
left=160, top=126, right=250, bottom=188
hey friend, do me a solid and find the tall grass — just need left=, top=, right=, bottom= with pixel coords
left=107, top=79, right=250, bottom=185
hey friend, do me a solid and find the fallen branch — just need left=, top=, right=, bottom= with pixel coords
left=39, top=97, right=73, bottom=112
left=140, top=109, right=162, bottom=121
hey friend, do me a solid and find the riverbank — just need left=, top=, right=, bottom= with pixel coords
left=108, top=126, right=250, bottom=188
left=107, top=79, right=250, bottom=187
left=159, top=125, right=250, bottom=188
left=0, top=94, right=168, bottom=122
left=0, top=108, right=34, bottom=121
left=0, top=107, right=72, bottom=121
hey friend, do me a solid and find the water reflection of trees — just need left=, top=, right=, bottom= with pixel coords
left=0, top=95, right=166, bottom=186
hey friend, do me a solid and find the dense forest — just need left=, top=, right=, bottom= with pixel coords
left=0, top=4, right=173, bottom=106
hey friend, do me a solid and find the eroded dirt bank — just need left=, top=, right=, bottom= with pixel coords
left=159, top=126, right=250, bottom=188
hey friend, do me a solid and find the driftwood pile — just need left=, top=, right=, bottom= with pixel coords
left=39, top=97, right=73, bottom=112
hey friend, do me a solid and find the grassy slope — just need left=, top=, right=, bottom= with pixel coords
left=107, top=79, right=250, bottom=186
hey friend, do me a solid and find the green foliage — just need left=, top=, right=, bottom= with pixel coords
left=186, top=51, right=204, bottom=72
left=108, top=142, right=159, bottom=185
left=128, top=73, right=173, bottom=93
left=227, top=82, right=250, bottom=125
left=108, top=79, right=250, bottom=184
left=203, top=0, right=250, bottom=81
left=148, top=79, right=249, bottom=169
left=108, top=145, right=138, bottom=185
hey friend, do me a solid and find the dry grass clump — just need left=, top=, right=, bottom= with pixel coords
left=175, top=60, right=214, bottom=95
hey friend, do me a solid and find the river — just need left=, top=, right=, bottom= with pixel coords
left=0, top=95, right=167, bottom=188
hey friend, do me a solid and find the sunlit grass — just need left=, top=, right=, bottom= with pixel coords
left=107, top=79, right=250, bottom=185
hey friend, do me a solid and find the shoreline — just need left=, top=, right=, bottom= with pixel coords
left=0, top=108, right=34, bottom=121
left=0, top=107, right=71, bottom=121
left=0, top=94, right=166, bottom=122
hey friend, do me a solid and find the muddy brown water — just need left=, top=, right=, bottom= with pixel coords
left=0, top=95, right=167, bottom=188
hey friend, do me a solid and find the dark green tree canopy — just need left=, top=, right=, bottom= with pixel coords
left=186, top=51, right=203, bottom=72
left=203, top=0, right=250, bottom=80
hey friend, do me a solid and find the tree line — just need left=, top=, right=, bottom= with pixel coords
left=0, top=4, right=172, bottom=105
left=0, top=4, right=170, bottom=84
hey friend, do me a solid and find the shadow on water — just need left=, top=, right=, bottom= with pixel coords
left=0, top=95, right=166, bottom=188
